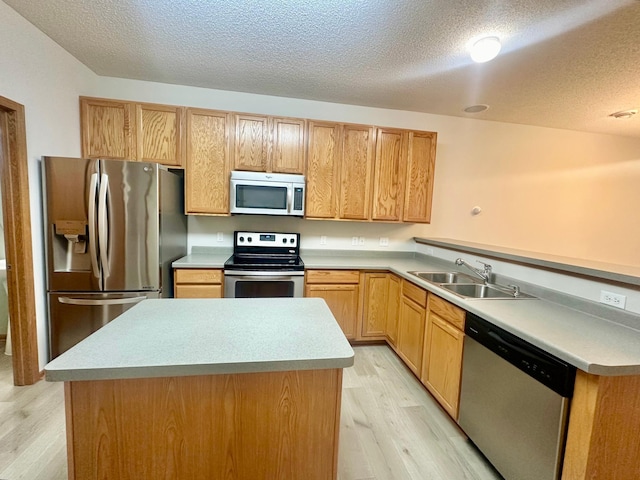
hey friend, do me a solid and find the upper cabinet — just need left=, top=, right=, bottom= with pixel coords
left=80, top=97, right=183, bottom=167
left=404, top=131, right=437, bottom=223
left=372, top=128, right=406, bottom=222
left=184, top=108, right=232, bottom=215
left=306, top=122, right=436, bottom=224
left=80, top=98, right=134, bottom=161
left=233, top=114, right=305, bottom=174
left=80, top=97, right=437, bottom=221
left=135, top=103, right=183, bottom=167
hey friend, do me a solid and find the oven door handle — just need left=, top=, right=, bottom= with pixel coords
left=224, top=271, right=305, bottom=278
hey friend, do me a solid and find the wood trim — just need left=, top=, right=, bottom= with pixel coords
left=0, top=96, right=40, bottom=385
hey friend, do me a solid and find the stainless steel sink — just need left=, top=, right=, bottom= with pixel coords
left=409, top=271, right=481, bottom=284
left=440, top=283, right=535, bottom=299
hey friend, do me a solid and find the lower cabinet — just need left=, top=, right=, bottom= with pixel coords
left=174, top=269, right=223, bottom=298
left=396, top=280, right=427, bottom=375
left=305, top=270, right=361, bottom=340
left=361, top=273, right=389, bottom=340
left=420, top=293, right=466, bottom=420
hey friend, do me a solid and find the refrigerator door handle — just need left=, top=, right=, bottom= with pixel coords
left=88, top=173, right=100, bottom=279
left=98, top=173, right=110, bottom=277
left=58, top=296, right=148, bottom=306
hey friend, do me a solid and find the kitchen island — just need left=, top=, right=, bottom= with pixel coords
left=45, top=298, right=354, bottom=480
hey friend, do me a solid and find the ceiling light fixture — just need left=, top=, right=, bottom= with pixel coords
left=464, top=104, right=489, bottom=113
left=470, top=36, right=502, bottom=63
left=609, top=109, right=637, bottom=119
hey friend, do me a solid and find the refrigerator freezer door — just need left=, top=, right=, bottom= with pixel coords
left=100, top=160, right=160, bottom=292
left=48, top=291, right=159, bottom=359
left=44, top=157, right=101, bottom=292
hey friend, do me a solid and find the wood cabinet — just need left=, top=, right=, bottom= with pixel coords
left=80, top=97, right=134, bottom=161
left=305, top=122, right=341, bottom=218
left=305, top=270, right=361, bottom=340
left=234, top=114, right=305, bottom=174
left=184, top=108, right=232, bottom=215
left=396, top=280, right=427, bottom=375
left=361, top=273, right=389, bottom=339
left=385, top=274, right=402, bottom=346
left=421, top=294, right=466, bottom=419
left=80, top=97, right=184, bottom=167
left=174, top=269, right=223, bottom=298
left=403, top=131, right=437, bottom=223
left=306, top=123, right=436, bottom=224
left=135, top=103, right=183, bottom=167
left=372, top=128, right=406, bottom=221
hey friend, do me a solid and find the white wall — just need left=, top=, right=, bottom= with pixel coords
left=0, top=1, right=98, bottom=367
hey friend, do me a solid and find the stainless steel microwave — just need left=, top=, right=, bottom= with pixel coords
left=229, top=170, right=305, bottom=216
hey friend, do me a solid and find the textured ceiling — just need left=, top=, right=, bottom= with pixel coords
left=4, top=0, right=640, bottom=137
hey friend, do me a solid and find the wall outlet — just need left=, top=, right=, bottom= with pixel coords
left=320, top=235, right=327, bottom=245
left=379, top=237, right=389, bottom=247
left=216, top=232, right=223, bottom=242
left=352, top=236, right=359, bottom=246
left=599, top=290, right=626, bottom=309
left=358, top=237, right=365, bottom=246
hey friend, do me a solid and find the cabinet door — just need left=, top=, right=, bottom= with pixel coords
left=339, top=125, right=375, bottom=220
left=361, top=273, right=389, bottom=338
left=270, top=117, right=306, bottom=174
left=305, top=122, right=341, bottom=219
left=403, top=131, right=437, bottom=223
left=421, top=313, right=464, bottom=419
left=136, top=103, right=183, bottom=167
left=386, top=274, right=401, bottom=346
left=397, top=295, right=426, bottom=375
left=234, top=114, right=268, bottom=171
left=305, top=284, right=359, bottom=340
left=80, top=97, right=134, bottom=160
left=174, top=285, right=223, bottom=298
left=372, top=128, right=407, bottom=221
left=185, top=108, right=232, bottom=214
left=173, top=268, right=223, bottom=299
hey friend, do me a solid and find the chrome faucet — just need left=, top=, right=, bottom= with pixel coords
left=455, top=258, right=492, bottom=283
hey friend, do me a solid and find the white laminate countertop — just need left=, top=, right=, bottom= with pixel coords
left=44, top=298, right=355, bottom=382
left=173, top=250, right=640, bottom=376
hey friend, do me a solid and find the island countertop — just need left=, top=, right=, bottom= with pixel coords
left=45, top=298, right=355, bottom=382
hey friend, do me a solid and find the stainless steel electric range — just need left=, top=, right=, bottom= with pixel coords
left=223, top=231, right=304, bottom=298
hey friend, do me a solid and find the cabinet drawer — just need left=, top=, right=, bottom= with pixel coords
left=175, top=269, right=223, bottom=284
left=402, top=280, right=427, bottom=307
left=306, top=270, right=360, bottom=284
left=428, top=294, right=465, bottom=330
left=175, top=284, right=222, bottom=298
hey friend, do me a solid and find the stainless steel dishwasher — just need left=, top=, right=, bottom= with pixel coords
left=458, top=313, right=576, bottom=480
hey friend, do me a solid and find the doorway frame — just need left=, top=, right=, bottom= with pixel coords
left=0, top=95, right=40, bottom=385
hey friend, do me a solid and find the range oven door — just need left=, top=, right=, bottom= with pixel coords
left=224, top=271, right=304, bottom=298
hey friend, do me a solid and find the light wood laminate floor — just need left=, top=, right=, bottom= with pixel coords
left=0, top=342, right=501, bottom=479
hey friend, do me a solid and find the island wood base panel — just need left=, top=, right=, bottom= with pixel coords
left=64, top=369, right=343, bottom=480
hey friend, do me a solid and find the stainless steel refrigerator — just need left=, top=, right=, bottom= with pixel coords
left=43, top=157, right=187, bottom=359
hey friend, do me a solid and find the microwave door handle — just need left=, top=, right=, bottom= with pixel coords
left=88, top=173, right=100, bottom=278
left=98, top=173, right=110, bottom=277
left=287, top=186, right=293, bottom=213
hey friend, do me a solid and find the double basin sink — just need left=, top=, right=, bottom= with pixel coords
left=409, top=271, right=535, bottom=299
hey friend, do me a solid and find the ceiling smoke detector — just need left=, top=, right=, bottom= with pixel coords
left=464, top=104, right=489, bottom=113
left=609, top=109, right=638, bottom=119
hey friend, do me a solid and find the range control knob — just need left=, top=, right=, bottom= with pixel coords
left=239, top=236, right=245, bottom=243
left=290, top=238, right=295, bottom=243
left=247, top=237, right=253, bottom=242
left=283, top=238, right=287, bottom=244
